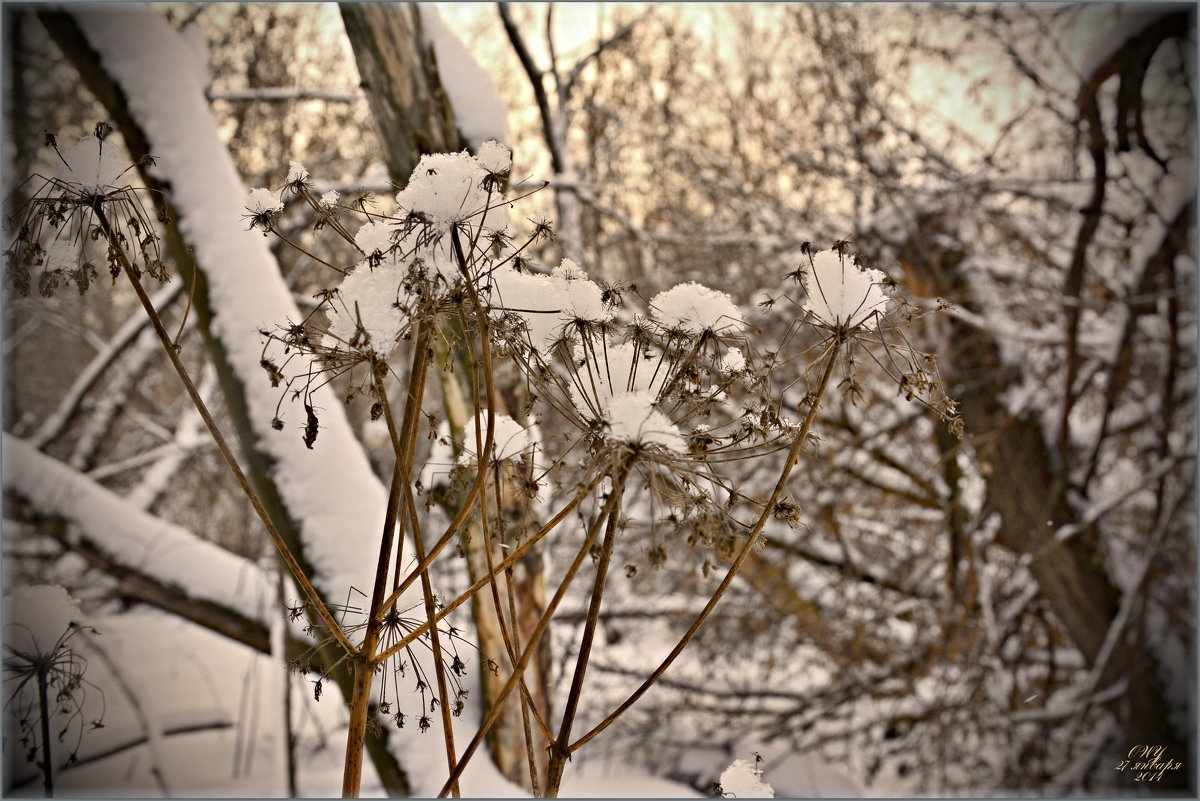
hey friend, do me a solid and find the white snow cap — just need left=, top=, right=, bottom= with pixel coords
left=286, top=160, right=310, bottom=185
left=802, top=250, right=889, bottom=330
left=719, top=758, right=775, bottom=798
left=326, top=256, right=407, bottom=356
left=245, top=187, right=283, bottom=215
left=354, top=220, right=394, bottom=257
left=395, top=150, right=508, bottom=229
left=4, top=584, right=80, bottom=656
left=58, top=134, right=130, bottom=194
left=489, top=259, right=612, bottom=354
left=606, top=390, right=687, bottom=454
left=651, top=281, right=746, bottom=336
left=477, top=140, right=512, bottom=175
left=721, top=347, right=746, bottom=373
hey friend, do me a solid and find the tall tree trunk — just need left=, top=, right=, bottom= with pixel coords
left=339, top=3, right=460, bottom=185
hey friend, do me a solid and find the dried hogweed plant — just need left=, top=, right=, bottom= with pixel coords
left=3, top=585, right=104, bottom=797
left=5, top=128, right=959, bottom=798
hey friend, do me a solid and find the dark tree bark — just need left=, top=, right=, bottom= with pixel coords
left=339, top=3, right=462, bottom=184
left=896, top=219, right=1188, bottom=785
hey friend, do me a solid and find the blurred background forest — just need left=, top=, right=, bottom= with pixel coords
left=2, top=2, right=1196, bottom=797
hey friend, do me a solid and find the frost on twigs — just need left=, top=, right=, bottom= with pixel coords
left=5, top=125, right=168, bottom=298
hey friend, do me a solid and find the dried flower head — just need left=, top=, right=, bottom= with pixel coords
left=5, top=129, right=166, bottom=296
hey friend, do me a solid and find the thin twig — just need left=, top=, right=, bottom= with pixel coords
left=96, top=203, right=356, bottom=657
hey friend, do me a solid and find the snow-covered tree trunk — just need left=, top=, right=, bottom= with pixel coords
left=36, top=9, right=413, bottom=794
left=897, top=215, right=1188, bottom=783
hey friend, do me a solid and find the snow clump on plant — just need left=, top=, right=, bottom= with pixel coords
left=489, top=258, right=612, bottom=354
left=651, top=281, right=745, bottom=336
left=605, top=390, right=687, bottom=454
left=395, top=150, right=509, bottom=230
left=718, top=758, right=775, bottom=798
left=802, top=249, right=888, bottom=331
left=476, top=139, right=512, bottom=176
left=57, top=134, right=130, bottom=195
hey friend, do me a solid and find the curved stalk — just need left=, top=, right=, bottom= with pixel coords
left=99, top=204, right=355, bottom=657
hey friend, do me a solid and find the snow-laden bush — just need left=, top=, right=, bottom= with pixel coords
left=7, top=131, right=959, bottom=797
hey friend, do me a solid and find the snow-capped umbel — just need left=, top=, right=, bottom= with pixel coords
left=286, top=160, right=309, bottom=185
left=721, top=347, right=746, bottom=373
left=489, top=259, right=612, bottom=354
left=354, top=220, right=394, bottom=258
left=802, top=250, right=889, bottom=331
left=570, top=337, right=664, bottom=416
left=651, top=281, right=745, bottom=336
left=395, top=150, right=509, bottom=229
left=245, top=187, right=283, bottom=216
left=719, top=758, right=775, bottom=799
left=326, top=255, right=407, bottom=354
left=605, top=390, right=687, bottom=454
left=58, top=134, right=130, bottom=194
left=476, top=140, right=512, bottom=175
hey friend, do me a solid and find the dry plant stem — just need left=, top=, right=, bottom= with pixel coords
left=341, top=660, right=374, bottom=798
left=408, top=493, right=462, bottom=797
left=37, top=664, right=53, bottom=797
left=569, top=339, right=843, bottom=754
left=100, top=206, right=356, bottom=657
left=475, top=476, right=557, bottom=775
left=341, top=335, right=432, bottom=798
left=436, top=461, right=634, bottom=798
left=507, top=563, right=544, bottom=795
left=375, top=471, right=606, bottom=664
left=544, top=488, right=624, bottom=797
left=369, top=228, right=503, bottom=617
left=479, top=506, right=555, bottom=743
left=459, top=310, right=555, bottom=751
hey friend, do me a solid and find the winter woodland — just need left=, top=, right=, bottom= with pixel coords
left=2, top=3, right=1195, bottom=798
